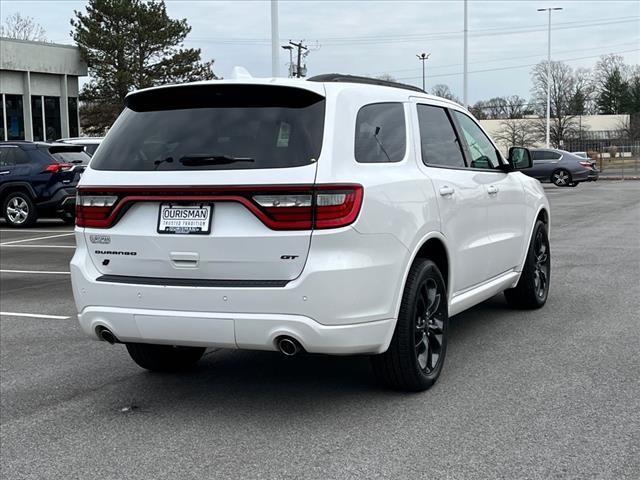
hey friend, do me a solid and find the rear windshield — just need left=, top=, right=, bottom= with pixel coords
left=91, top=85, right=326, bottom=171
left=51, top=150, right=91, bottom=165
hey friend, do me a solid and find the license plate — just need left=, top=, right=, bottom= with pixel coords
left=157, top=203, right=212, bottom=234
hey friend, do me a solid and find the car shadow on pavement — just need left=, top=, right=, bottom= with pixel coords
left=104, top=294, right=518, bottom=416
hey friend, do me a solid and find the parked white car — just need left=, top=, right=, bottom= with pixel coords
left=70, top=75, right=550, bottom=391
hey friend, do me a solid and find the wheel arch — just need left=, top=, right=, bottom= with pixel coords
left=0, top=182, right=37, bottom=204
left=393, top=232, right=451, bottom=321
left=517, top=206, right=550, bottom=273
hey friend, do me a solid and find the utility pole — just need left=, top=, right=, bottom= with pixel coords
left=416, top=53, right=431, bottom=91
left=289, top=40, right=308, bottom=78
left=463, top=0, right=468, bottom=108
left=270, top=0, right=279, bottom=77
left=282, top=45, right=294, bottom=77
left=538, top=6, right=562, bottom=148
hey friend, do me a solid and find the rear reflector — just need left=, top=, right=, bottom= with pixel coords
left=76, top=184, right=363, bottom=230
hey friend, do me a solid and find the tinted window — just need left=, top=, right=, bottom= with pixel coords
left=531, top=150, right=543, bottom=161
left=92, top=85, right=325, bottom=171
left=51, top=151, right=91, bottom=165
left=417, top=105, right=465, bottom=168
left=85, top=144, right=99, bottom=156
left=11, top=148, right=31, bottom=165
left=0, top=148, right=13, bottom=166
left=355, top=103, right=406, bottom=163
left=0, top=147, right=30, bottom=166
left=452, top=111, right=501, bottom=169
left=545, top=151, right=561, bottom=160
left=5, top=95, right=25, bottom=140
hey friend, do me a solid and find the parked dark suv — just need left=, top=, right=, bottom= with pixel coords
left=0, top=142, right=89, bottom=227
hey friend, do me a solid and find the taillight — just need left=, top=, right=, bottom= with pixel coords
left=251, top=186, right=363, bottom=230
left=75, top=184, right=363, bottom=230
left=43, top=163, right=73, bottom=173
left=76, top=195, right=119, bottom=227
left=579, top=161, right=593, bottom=168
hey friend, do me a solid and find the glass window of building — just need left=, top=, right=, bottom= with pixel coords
left=31, top=96, right=44, bottom=141
left=44, top=96, right=61, bottom=141
left=4, top=95, right=25, bottom=140
left=68, top=97, right=79, bottom=138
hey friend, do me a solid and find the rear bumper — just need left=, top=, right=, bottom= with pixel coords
left=572, top=169, right=598, bottom=183
left=36, top=187, right=76, bottom=215
left=71, top=227, right=408, bottom=355
left=78, top=306, right=395, bottom=355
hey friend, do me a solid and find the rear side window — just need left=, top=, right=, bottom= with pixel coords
left=0, top=147, right=30, bottom=166
left=417, top=105, right=465, bottom=168
left=355, top=103, right=406, bottom=163
left=91, top=85, right=325, bottom=171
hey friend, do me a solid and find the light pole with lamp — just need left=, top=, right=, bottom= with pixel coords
left=538, top=7, right=563, bottom=148
left=416, top=52, right=431, bottom=91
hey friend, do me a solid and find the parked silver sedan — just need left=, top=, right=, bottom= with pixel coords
left=523, top=149, right=599, bottom=187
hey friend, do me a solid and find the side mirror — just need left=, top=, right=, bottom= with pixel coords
left=508, top=146, right=532, bottom=170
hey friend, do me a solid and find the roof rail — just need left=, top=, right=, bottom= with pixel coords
left=307, top=73, right=425, bottom=94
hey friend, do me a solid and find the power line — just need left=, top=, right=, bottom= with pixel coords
left=186, top=16, right=640, bottom=46
left=395, top=48, right=640, bottom=81
left=361, top=41, right=640, bottom=77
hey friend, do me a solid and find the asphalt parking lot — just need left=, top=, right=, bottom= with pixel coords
left=1, top=181, right=639, bottom=479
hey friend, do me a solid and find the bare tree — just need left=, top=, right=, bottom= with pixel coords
left=493, top=119, right=538, bottom=150
left=530, top=60, right=581, bottom=147
left=1, top=12, right=46, bottom=41
left=431, top=84, right=460, bottom=103
left=375, top=73, right=397, bottom=82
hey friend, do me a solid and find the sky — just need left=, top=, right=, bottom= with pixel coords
left=1, top=0, right=639, bottom=103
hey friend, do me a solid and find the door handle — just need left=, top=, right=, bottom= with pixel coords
left=487, top=185, right=499, bottom=195
left=439, top=185, right=455, bottom=197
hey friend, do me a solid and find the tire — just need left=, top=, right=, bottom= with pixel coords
left=2, top=191, right=37, bottom=228
left=371, top=259, right=448, bottom=392
left=126, top=343, right=205, bottom=372
left=504, top=220, right=550, bottom=309
left=551, top=169, right=572, bottom=187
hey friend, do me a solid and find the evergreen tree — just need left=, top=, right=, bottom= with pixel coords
left=71, top=0, right=217, bottom=133
left=596, top=69, right=629, bottom=114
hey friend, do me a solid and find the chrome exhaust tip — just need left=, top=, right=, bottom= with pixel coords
left=277, top=337, right=302, bottom=357
left=97, top=327, right=117, bottom=345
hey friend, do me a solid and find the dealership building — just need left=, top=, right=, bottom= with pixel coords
left=0, top=37, right=87, bottom=142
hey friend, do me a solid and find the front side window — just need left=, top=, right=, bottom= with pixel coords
left=452, top=111, right=501, bottom=169
left=417, top=105, right=465, bottom=168
left=355, top=103, right=406, bottom=163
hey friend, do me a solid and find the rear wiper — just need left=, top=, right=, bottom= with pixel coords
left=178, top=154, right=255, bottom=166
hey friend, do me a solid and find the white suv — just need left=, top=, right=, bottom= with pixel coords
left=70, top=75, right=550, bottom=391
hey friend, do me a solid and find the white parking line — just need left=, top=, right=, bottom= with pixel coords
left=0, top=311, right=70, bottom=320
left=0, top=233, right=75, bottom=245
left=0, top=269, right=71, bottom=275
left=0, top=244, right=75, bottom=249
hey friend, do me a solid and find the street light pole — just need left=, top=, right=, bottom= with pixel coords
left=416, top=53, right=431, bottom=91
left=463, top=0, right=468, bottom=108
left=271, top=0, right=279, bottom=77
left=538, top=7, right=562, bottom=148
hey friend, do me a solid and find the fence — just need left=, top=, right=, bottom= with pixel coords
left=562, top=140, right=640, bottom=178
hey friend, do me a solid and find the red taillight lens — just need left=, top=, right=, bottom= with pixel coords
left=43, top=163, right=73, bottom=173
left=251, top=185, right=363, bottom=230
left=76, top=195, right=119, bottom=227
left=579, top=161, right=593, bottom=168
left=314, top=186, right=363, bottom=229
